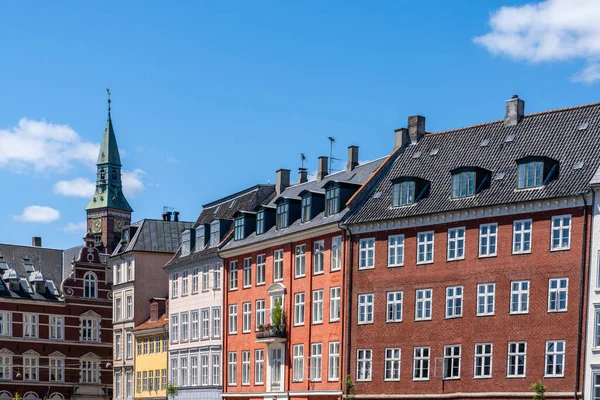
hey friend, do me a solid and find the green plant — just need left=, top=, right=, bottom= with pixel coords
left=530, top=380, right=546, bottom=400
left=345, top=374, right=356, bottom=399
left=272, top=301, right=283, bottom=328
left=166, top=383, right=179, bottom=399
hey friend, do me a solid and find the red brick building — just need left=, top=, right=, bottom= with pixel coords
left=343, top=97, right=599, bottom=399
left=219, top=151, right=384, bottom=400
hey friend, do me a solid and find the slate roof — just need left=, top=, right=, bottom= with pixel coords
left=165, top=184, right=275, bottom=269
left=112, top=219, right=193, bottom=256
left=348, top=101, right=600, bottom=224
left=222, top=158, right=385, bottom=251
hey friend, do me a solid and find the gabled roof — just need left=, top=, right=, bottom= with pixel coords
left=112, top=219, right=193, bottom=256
left=348, top=101, right=600, bottom=225
left=133, top=311, right=169, bottom=332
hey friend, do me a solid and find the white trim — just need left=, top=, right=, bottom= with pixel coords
left=347, top=393, right=581, bottom=399
left=221, top=391, right=343, bottom=397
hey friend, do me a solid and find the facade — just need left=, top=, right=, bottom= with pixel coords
left=132, top=298, right=169, bottom=400
left=111, top=217, right=192, bottom=399
left=165, top=184, right=275, bottom=400
left=344, top=97, right=600, bottom=399
left=0, top=234, right=113, bottom=400
left=219, top=151, right=384, bottom=400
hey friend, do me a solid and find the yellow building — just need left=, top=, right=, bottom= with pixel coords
left=133, top=298, right=169, bottom=399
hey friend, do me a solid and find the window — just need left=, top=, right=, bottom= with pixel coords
left=477, top=283, right=495, bottom=316
left=227, top=352, right=237, bottom=386
left=243, top=258, right=252, bottom=288
left=417, top=231, right=434, bottom=264
left=293, top=344, right=304, bottom=382
left=548, top=278, right=568, bottom=312
left=180, top=312, right=189, bottom=341
left=295, top=245, right=306, bottom=277
left=229, top=304, right=238, bottom=334
left=445, top=286, right=463, bottom=318
left=126, top=333, right=133, bottom=359
left=255, top=349, right=264, bottom=385
left=325, top=185, right=340, bottom=216
left=137, top=338, right=142, bottom=355
left=513, top=219, right=532, bottom=254
left=312, top=290, right=324, bottom=324
left=126, top=261, right=133, bottom=281
left=276, top=202, right=289, bottom=229
left=191, top=310, right=200, bottom=340
left=81, top=317, right=99, bottom=342
left=23, top=355, right=38, bottom=381
left=310, top=343, right=322, bottom=381
left=195, top=226, right=206, bottom=251
left=115, top=332, right=122, bottom=360
left=294, top=293, right=305, bottom=326
left=386, top=291, right=403, bottom=322
left=256, top=211, right=265, bottom=235
left=545, top=340, right=565, bottom=377
left=212, top=307, right=221, bottom=338
left=301, top=195, right=312, bottom=223
left=256, top=254, right=266, bottom=285
left=50, top=316, right=64, bottom=340
left=383, top=348, right=401, bottom=381
left=49, top=357, right=63, bottom=382
left=163, top=335, right=167, bottom=352
left=0, top=354, right=11, bottom=380
left=234, top=217, right=244, bottom=241
left=200, top=309, right=209, bottom=339
left=192, top=267, right=199, bottom=293
left=358, top=293, right=374, bottom=324
left=415, top=289, right=432, bottom=320
left=210, top=221, right=220, bottom=247
left=182, top=270, right=189, bottom=296
left=551, top=215, right=571, bottom=250
left=510, top=280, right=530, bottom=314
left=181, top=357, right=188, bottom=386
left=443, top=345, right=461, bottom=379
left=23, top=313, right=38, bottom=338
left=0, top=312, right=11, bottom=336
left=126, top=371, right=133, bottom=397
left=115, top=263, right=122, bottom=284
left=413, top=347, right=430, bottom=381
left=273, top=250, right=284, bottom=282
left=81, top=359, right=99, bottom=383
left=242, top=303, right=251, bottom=333
left=229, top=261, right=238, bottom=290
left=388, top=234, right=404, bottom=267
left=242, top=351, right=250, bottom=385
left=202, top=265, right=209, bottom=291
left=137, top=371, right=142, bottom=392
left=330, top=287, right=341, bottom=322
left=115, top=297, right=122, bottom=322
left=143, top=338, right=148, bottom=354
left=447, top=227, right=465, bottom=260
left=452, top=171, right=476, bottom=198
left=256, top=300, right=266, bottom=328
left=359, top=238, right=375, bottom=269
left=393, top=181, right=415, bottom=206
left=331, top=236, right=342, bottom=271
left=329, top=342, right=340, bottom=381
left=172, top=272, right=179, bottom=297
left=314, top=240, right=324, bottom=274
left=356, top=349, right=372, bottom=381
left=149, top=336, right=155, bottom=353
left=479, top=223, right=498, bottom=257
left=212, top=353, right=220, bottom=386
left=83, top=272, right=97, bottom=298
left=171, top=358, right=178, bottom=385
left=181, top=230, right=191, bottom=256
left=474, top=343, right=493, bottom=378
left=593, top=373, right=600, bottom=400
left=148, top=370, right=154, bottom=391
left=126, top=295, right=133, bottom=320
left=170, top=314, right=179, bottom=342
left=518, top=160, right=544, bottom=189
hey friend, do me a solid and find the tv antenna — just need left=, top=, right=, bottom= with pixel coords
left=328, top=136, right=341, bottom=174
left=300, top=153, right=306, bottom=169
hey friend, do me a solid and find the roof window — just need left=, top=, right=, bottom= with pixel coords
left=504, top=134, right=515, bottom=143
left=577, top=122, right=589, bottom=131
left=493, top=172, right=506, bottom=181
left=325, top=184, right=340, bottom=217
left=480, top=139, right=490, bottom=147
left=451, top=167, right=491, bottom=198
left=429, top=148, right=439, bottom=156
left=234, top=216, right=244, bottom=241
left=517, top=156, right=559, bottom=189
left=391, top=177, right=430, bottom=207
left=573, top=161, right=584, bottom=170
left=276, top=202, right=289, bottom=230
left=256, top=210, right=265, bottom=235
left=412, top=151, right=422, bottom=159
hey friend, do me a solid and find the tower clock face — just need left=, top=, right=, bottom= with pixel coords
left=92, top=219, right=102, bottom=233
left=114, top=219, right=125, bottom=232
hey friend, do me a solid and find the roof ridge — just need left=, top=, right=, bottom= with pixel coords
left=427, top=100, right=600, bottom=136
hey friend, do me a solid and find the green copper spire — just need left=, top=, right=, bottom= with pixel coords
left=85, top=91, right=133, bottom=212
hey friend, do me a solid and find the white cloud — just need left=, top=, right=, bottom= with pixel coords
left=122, top=169, right=146, bottom=198
left=14, top=205, right=60, bottom=223
left=64, top=221, right=88, bottom=233
left=53, top=178, right=96, bottom=197
left=0, top=119, right=99, bottom=172
left=474, top=0, right=600, bottom=82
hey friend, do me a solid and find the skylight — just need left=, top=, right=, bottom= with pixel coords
left=573, top=161, right=584, bottom=170
left=213, top=205, right=221, bottom=214
left=504, top=134, right=515, bottom=143
left=480, top=139, right=490, bottom=147
left=429, top=148, right=439, bottom=156
left=577, top=122, right=589, bottom=131
left=24, top=263, right=35, bottom=273
left=493, top=172, right=506, bottom=181
left=412, top=151, right=422, bottom=159
left=373, top=192, right=382, bottom=199
left=229, top=199, right=236, bottom=208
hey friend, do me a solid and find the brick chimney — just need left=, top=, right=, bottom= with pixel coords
left=408, top=115, right=426, bottom=143
left=31, top=237, right=42, bottom=247
left=317, top=156, right=328, bottom=181
left=346, top=146, right=359, bottom=172
left=298, top=168, right=308, bottom=184
left=504, top=95, right=525, bottom=127
left=276, top=169, right=291, bottom=195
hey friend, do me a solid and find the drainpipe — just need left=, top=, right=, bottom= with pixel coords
left=340, top=221, right=354, bottom=397
left=575, top=194, right=590, bottom=400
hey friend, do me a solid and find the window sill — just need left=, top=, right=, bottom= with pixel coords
left=313, top=272, right=325, bottom=276
left=443, top=377, right=460, bottom=381
left=509, top=312, right=530, bottom=315
left=506, top=375, right=526, bottom=379
left=387, top=264, right=404, bottom=268
left=229, top=288, right=238, bottom=292
left=511, top=251, right=532, bottom=255
left=327, top=378, right=339, bottom=382
left=543, top=375, right=565, bottom=379
left=331, top=268, right=342, bottom=273
left=476, top=313, right=495, bottom=317
left=416, top=261, right=434, bottom=266
left=550, top=247, right=571, bottom=252
left=412, top=378, right=430, bottom=382
left=446, top=257, right=465, bottom=262
left=312, top=321, right=324, bottom=326
left=383, top=379, right=401, bottom=382
left=357, top=322, right=374, bottom=325
left=414, top=318, right=432, bottom=322
left=478, top=254, right=497, bottom=258
left=358, top=266, right=375, bottom=271
left=243, top=286, right=252, bottom=290
left=591, top=347, right=600, bottom=353
left=473, top=376, right=492, bottom=380
left=445, top=315, right=463, bottom=320
left=547, top=309, right=568, bottom=313
left=293, top=323, right=305, bottom=327
left=256, top=283, right=266, bottom=287
left=329, top=319, right=340, bottom=323
left=386, top=320, right=403, bottom=324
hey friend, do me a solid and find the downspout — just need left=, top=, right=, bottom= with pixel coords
left=575, top=194, right=590, bottom=400
left=340, top=221, right=354, bottom=397
left=306, top=238, right=313, bottom=392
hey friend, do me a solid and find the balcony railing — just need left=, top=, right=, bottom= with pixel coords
left=255, top=324, right=287, bottom=343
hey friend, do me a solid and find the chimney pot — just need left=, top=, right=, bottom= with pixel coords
left=407, top=115, right=426, bottom=144
left=504, top=95, right=525, bottom=127
left=166, top=211, right=173, bottom=221
left=174, top=211, right=180, bottom=222
left=346, top=146, right=359, bottom=172
left=298, top=168, right=308, bottom=184
left=276, top=169, right=291, bottom=195
left=317, top=156, right=329, bottom=181
left=32, top=237, right=42, bottom=247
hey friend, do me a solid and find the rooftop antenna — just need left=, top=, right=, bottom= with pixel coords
left=106, top=88, right=112, bottom=114
left=328, top=136, right=341, bottom=174
left=300, top=153, right=306, bottom=169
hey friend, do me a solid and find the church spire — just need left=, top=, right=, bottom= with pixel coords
left=97, top=89, right=122, bottom=166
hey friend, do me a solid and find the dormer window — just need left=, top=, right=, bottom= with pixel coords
left=301, top=194, right=312, bottom=223
left=276, top=202, right=289, bottom=230
left=452, top=171, right=475, bottom=198
left=393, top=181, right=415, bottom=206
left=234, top=217, right=244, bottom=241
left=210, top=221, right=220, bottom=247
left=325, top=184, right=340, bottom=217
left=181, top=230, right=191, bottom=256
left=256, top=211, right=265, bottom=235
left=195, top=226, right=205, bottom=252
left=517, top=157, right=558, bottom=189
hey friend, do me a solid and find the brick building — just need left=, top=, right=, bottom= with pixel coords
left=343, top=97, right=600, bottom=399
left=219, top=151, right=384, bottom=400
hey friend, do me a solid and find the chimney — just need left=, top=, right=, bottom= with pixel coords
left=173, top=211, right=180, bottom=222
left=165, top=211, right=173, bottom=221
left=31, top=237, right=42, bottom=247
left=276, top=169, right=291, bottom=195
left=298, top=168, right=308, bottom=184
left=408, top=115, right=426, bottom=144
left=317, top=156, right=328, bottom=181
left=504, top=95, right=525, bottom=127
left=162, top=213, right=168, bottom=221
left=394, top=128, right=410, bottom=149
left=346, top=146, right=359, bottom=172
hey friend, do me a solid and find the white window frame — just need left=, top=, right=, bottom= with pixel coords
left=415, top=289, right=432, bottom=321
left=49, top=357, right=64, bottom=382
left=473, top=343, right=493, bottom=379
left=358, top=293, right=374, bottom=324
left=330, top=287, right=341, bottom=322
left=447, top=227, right=466, bottom=261
left=23, top=313, right=38, bottom=338
left=241, top=351, right=250, bottom=386
left=314, top=240, right=325, bottom=275
left=412, top=346, right=430, bottom=381
left=310, top=343, right=323, bottom=382
left=229, top=261, right=238, bottom=291
left=312, top=289, right=324, bottom=324
left=242, top=302, right=251, bottom=333
left=227, top=352, right=237, bottom=386
left=384, top=348, right=401, bottom=381
left=544, top=340, right=565, bottom=377
left=0, top=312, right=11, bottom=337
left=476, top=283, right=495, bottom=316
left=512, top=219, right=532, bottom=254
left=388, top=234, right=405, bottom=267
left=254, top=349, right=264, bottom=385
left=228, top=304, right=238, bottom=334
left=273, top=250, right=284, bottom=282
left=417, top=231, right=434, bottom=264
left=386, top=291, right=403, bottom=323
left=551, top=215, right=571, bottom=251
left=359, top=238, right=375, bottom=270
left=256, top=254, right=266, bottom=285
left=295, top=244, right=306, bottom=278
left=443, top=345, right=461, bottom=380
left=243, top=258, right=252, bottom=288
left=507, top=342, right=527, bottom=378
left=256, top=300, right=266, bottom=329
left=548, top=278, right=568, bottom=312
left=182, top=270, right=189, bottom=296
left=393, top=181, right=415, bottom=206
left=445, top=286, right=463, bottom=319
left=191, top=310, right=199, bottom=340
left=510, top=280, right=530, bottom=314
left=212, top=307, right=221, bottom=338
left=479, top=223, right=498, bottom=257
left=192, top=266, right=199, bottom=293
left=50, top=315, right=64, bottom=340
left=328, top=342, right=340, bottom=381
left=356, top=349, right=372, bottom=382
left=23, top=354, right=39, bottom=381
left=294, top=292, right=305, bottom=326
left=172, top=272, right=179, bottom=298
left=331, top=236, right=342, bottom=271
left=293, top=344, right=304, bottom=382
left=202, top=265, right=210, bottom=291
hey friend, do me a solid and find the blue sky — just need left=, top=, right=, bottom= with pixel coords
left=1, top=0, right=599, bottom=249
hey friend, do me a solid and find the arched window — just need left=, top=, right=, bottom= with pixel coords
left=83, top=272, right=98, bottom=299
